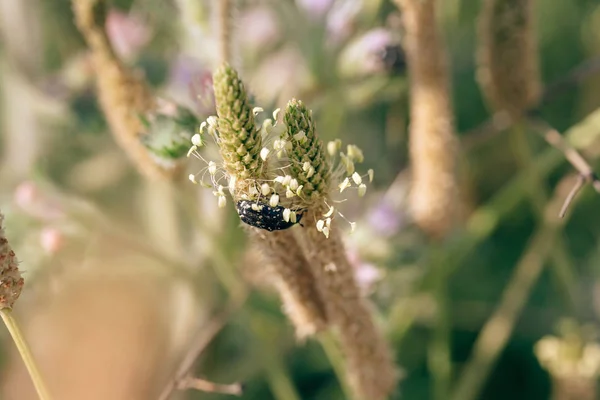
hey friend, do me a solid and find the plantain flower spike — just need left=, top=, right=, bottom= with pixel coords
left=477, top=0, right=541, bottom=117
left=284, top=99, right=331, bottom=206
left=0, top=212, right=24, bottom=309
left=283, top=99, right=399, bottom=400
left=212, top=63, right=264, bottom=193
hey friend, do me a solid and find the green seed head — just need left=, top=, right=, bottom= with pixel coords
left=284, top=99, right=331, bottom=205
left=212, top=64, right=263, bottom=182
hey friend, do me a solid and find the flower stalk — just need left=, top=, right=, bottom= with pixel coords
left=0, top=211, right=52, bottom=400
left=209, top=64, right=328, bottom=338
left=72, top=0, right=182, bottom=180
left=284, top=99, right=398, bottom=400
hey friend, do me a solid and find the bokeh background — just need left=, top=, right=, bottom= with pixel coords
left=2, top=0, right=600, bottom=399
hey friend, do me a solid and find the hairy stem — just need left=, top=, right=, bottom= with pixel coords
left=1, top=309, right=53, bottom=400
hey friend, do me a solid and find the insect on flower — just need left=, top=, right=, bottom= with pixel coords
left=236, top=200, right=305, bottom=231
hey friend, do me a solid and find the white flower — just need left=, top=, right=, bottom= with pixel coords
left=322, top=226, right=330, bottom=238
left=269, top=194, right=280, bottom=207
left=290, top=211, right=297, bottom=223
left=289, top=179, right=299, bottom=191
left=306, top=166, right=315, bottom=178
left=303, top=161, right=311, bottom=172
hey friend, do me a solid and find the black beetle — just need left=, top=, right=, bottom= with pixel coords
left=236, top=200, right=304, bottom=232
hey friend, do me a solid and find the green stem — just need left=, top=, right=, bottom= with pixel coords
left=318, top=331, right=355, bottom=400
left=1, top=308, right=52, bottom=400
left=450, top=224, right=559, bottom=400
left=429, top=262, right=451, bottom=400
left=509, top=122, right=579, bottom=314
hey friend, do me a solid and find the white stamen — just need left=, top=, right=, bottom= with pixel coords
left=261, top=183, right=271, bottom=196
left=192, top=133, right=203, bottom=146
left=339, top=177, right=351, bottom=192
left=260, top=147, right=270, bottom=161
left=324, top=206, right=335, bottom=217
left=368, top=169, right=374, bottom=183
left=283, top=208, right=291, bottom=222
left=327, top=139, right=341, bottom=157
left=253, top=107, right=264, bottom=115
left=347, top=144, right=364, bottom=163
left=188, top=174, right=197, bottom=184
left=358, top=184, right=367, bottom=197
left=208, top=161, right=217, bottom=175
left=273, top=108, right=281, bottom=121
left=187, top=145, right=197, bottom=158
left=218, top=196, right=227, bottom=208
left=316, top=220, right=325, bottom=232
left=352, top=172, right=362, bottom=185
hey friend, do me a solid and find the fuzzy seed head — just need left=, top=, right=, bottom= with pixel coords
left=0, top=213, right=24, bottom=309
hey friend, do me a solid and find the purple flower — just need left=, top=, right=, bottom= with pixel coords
left=367, top=200, right=405, bottom=237
left=296, top=0, right=334, bottom=17
left=347, top=248, right=383, bottom=293
left=166, top=56, right=214, bottom=116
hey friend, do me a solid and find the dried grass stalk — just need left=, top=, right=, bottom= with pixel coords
left=247, top=228, right=328, bottom=339
left=477, top=0, right=541, bottom=117
left=396, top=0, right=460, bottom=238
left=297, top=207, right=398, bottom=400
left=72, top=0, right=181, bottom=180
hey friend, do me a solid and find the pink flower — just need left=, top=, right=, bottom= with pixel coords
left=347, top=248, right=383, bottom=293
left=239, top=7, right=279, bottom=49
left=40, top=227, right=64, bottom=255
left=296, top=0, right=334, bottom=17
left=14, top=182, right=65, bottom=221
left=105, top=10, right=152, bottom=59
